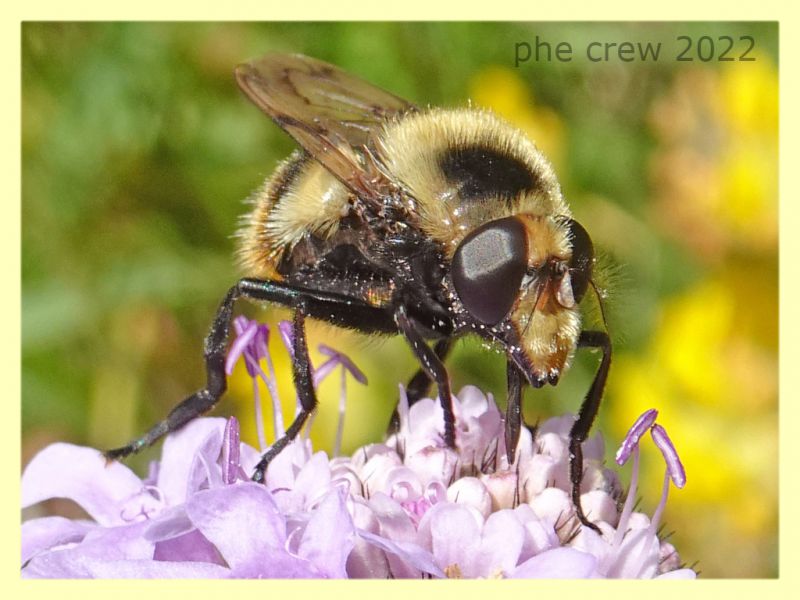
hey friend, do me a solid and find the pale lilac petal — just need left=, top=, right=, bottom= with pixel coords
left=22, top=443, right=144, bottom=526
left=579, top=489, right=619, bottom=526
left=480, top=470, right=518, bottom=511
left=238, top=440, right=262, bottom=476
left=358, top=452, right=404, bottom=497
left=656, top=568, right=698, bottom=579
left=157, top=418, right=226, bottom=505
left=658, top=540, right=682, bottom=573
left=404, top=446, right=458, bottom=486
left=185, top=482, right=320, bottom=578
left=265, top=437, right=313, bottom=497
left=538, top=414, right=575, bottom=437
left=152, top=529, right=225, bottom=565
left=403, top=396, right=445, bottom=452
left=382, top=465, right=424, bottom=501
left=616, top=408, right=658, bottom=465
left=345, top=501, right=390, bottom=578
left=86, top=558, right=230, bottom=578
left=454, top=385, right=492, bottom=418
left=650, top=424, right=686, bottom=488
left=368, top=492, right=418, bottom=543
left=185, top=483, right=286, bottom=571
left=356, top=529, right=444, bottom=578
left=446, top=477, right=492, bottom=518
left=521, top=454, right=560, bottom=498
left=606, top=527, right=660, bottom=578
left=22, top=553, right=92, bottom=579
left=512, top=547, right=598, bottom=578
left=420, top=502, right=482, bottom=574
left=511, top=504, right=559, bottom=559
left=582, top=430, right=605, bottom=461
left=528, top=487, right=574, bottom=530
left=23, top=520, right=155, bottom=578
left=296, top=489, right=355, bottom=578
left=142, top=505, right=194, bottom=542
left=22, top=516, right=94, bottom=564
left=276, top=451, right=332, bottom=514
left=367, top=492, right=422, bottom=578
left=221, top=417, right=243, bottom=485
left=472, top=510, right=525, bottom=577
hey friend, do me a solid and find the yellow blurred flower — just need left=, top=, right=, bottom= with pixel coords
left=608, top=273, right=777, bottom=576
left=648, top=56, right=778, bottom=261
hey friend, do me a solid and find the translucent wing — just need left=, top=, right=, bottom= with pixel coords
left=235, top=53, right=416, bottom=202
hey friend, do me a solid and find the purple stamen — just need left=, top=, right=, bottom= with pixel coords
left=318, top=344, right=368, bottom=384
left=278, top=320, right=295, bottom=359
left=311, top=344, right=368, bottom=456
left=396, top=384, right=410, bottom=435
left=615, top=408, right=658, bottom=465
left=313, top=356, right=340, bottom=387
left=650, top=424, right=686, bottom=489
left=649, top=471, right=672, bottom=536
left=221, top=417, right=242, bottom=485
left=334, top=367, right=346, bottom=456
left=610, top=445, right=641, bottom=551
left=250, top=376, right=267, bottom=452
left=225, top=319, right=257, bottom=376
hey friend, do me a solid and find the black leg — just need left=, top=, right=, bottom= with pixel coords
left=568, top=330, right=612, bottom=533
left=406, top=340, right=452, bottom=405
left=104, top=277, right=389, bottom=461
left=251, top=302, right=316, bottom=483
left=104, top=280, right=262, bottom=460
left=394, top=306, right=455, bottom=449
left=387, top=339, right=452, bottom=434
left=505, top=361, right=525, bottom=464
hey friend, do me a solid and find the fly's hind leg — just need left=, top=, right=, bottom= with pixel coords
left=568, top=330, right=612, bottom=533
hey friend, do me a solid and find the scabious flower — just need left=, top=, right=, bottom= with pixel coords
left=22, top=318, right=696, bottom=578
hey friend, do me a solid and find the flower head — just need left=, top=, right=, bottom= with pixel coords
left=22, top=318, right=696, bottom=578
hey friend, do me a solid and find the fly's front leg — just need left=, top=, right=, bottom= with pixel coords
left=504, top=361, right=525, bottom=464
left=251, top=301, right=315, bottom=484
left=104, top=278, right=301, bottom=461
left=387, top=339, right=452, bottom=435
left=395, top=306, right=455, bottom=449
left=569, top=330, right=612, bottom=533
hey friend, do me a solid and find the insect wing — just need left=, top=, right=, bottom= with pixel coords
left=235, top=53, right=416, bottom=201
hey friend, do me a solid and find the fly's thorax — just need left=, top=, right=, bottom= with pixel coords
left=376, top=107, right=568, bottom=251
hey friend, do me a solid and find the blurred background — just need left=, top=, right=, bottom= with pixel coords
left=22, top=22, right=778, bottom=577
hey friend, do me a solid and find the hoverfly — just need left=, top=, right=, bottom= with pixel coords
left=106, top=54, right=611, bottom=531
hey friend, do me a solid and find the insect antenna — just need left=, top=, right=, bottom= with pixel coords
left=589, top=279, right=610, bottom=333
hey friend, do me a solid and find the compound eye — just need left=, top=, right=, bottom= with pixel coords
left=564, top=218, right=594, bottom=304
left=452, top=217, right=528, bottom=325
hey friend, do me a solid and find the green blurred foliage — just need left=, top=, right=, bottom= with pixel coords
left=22, top=22, right=777, bottom=577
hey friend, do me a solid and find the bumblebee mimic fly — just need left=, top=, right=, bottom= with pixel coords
left=105, top=53, right=611, bottom=532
